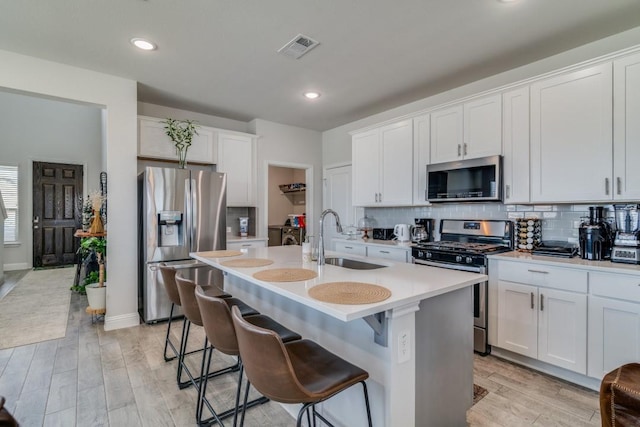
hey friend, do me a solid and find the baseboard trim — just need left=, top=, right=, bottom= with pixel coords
left=104, top=312, right=140, bottom=331
left=4, top=263, right=29, bottom=271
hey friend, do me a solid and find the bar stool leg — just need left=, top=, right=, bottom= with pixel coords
left=163, top=303, right=178, bottom=362
left=177, top=319, right=192, bottom=389
left=361, top=381, right=373, bottom=427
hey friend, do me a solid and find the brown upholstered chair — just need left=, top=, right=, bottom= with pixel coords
left=600, top=363, right=640, bottom=427
left=231, top=305, right=373, bottom=427
left=174, top=272, right=257, bottom=393
left=0, top=396, right=19, bottom=427
left=195, top=287, right=302, bottom=426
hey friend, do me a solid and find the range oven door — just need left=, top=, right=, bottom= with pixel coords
left=413, top=258, right=490, bottom=354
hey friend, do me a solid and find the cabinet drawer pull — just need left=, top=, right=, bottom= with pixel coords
left=530, top=292, right=534, bottom=310
left=344, top=246, right=353, bottom=249
left=540, top=294, right=544, bottom=311
left=527, top=269, right=549, bottom=274
left=605, top=177, right=610, bottom=196
left=242, top=244, right=251, bottom=247
left=380, top=250, right=390, bottom=254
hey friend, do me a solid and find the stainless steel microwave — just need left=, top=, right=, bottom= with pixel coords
left=426, top=155, right=502, bottom=202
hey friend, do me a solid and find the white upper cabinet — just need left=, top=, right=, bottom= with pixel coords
left=352, top=120, right=413, bottom=206
left=138, top=116, right=216, bottom=164
left=412, top=114, right=430, bottom=205
left=530, top=63, right=613, bottom=202
left=430, top=94, right=502, bottom=164
left=216, top=132, right=257, bottom=206
left=613, top=51, right=640, bottom=200
left=502, top=87, right=530, bottom=204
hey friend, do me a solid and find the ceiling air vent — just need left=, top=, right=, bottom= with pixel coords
left=277, top=34, right=320, bottom=59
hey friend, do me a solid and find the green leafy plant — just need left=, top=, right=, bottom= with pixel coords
left=161, top=118, right=199, bottom=168
left=78, top=237, right=107, bottom=259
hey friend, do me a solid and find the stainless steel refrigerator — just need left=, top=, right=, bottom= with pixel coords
left=138, top=166, right=226, bottom=323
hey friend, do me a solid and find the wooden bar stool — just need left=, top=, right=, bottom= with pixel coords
left=231, top=306, right=373, bottom=427
left=600, top=363, right=640, bottom=427
left=174, top=272, right=257, bottom=392
left=195, top=286, right=302, bottom=426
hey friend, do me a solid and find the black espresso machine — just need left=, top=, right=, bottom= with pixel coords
left=579, top=206, right=612, bottom=260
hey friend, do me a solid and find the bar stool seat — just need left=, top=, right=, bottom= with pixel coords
left=231, top=306, right=373, bottom=427
left=195, top=287, right=302, bottom=426
left=600, top=362, right=640, bottom=427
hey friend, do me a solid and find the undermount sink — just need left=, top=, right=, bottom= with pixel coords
left=323, top=257, right=386, bottom=270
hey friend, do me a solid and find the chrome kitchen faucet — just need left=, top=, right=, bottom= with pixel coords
left=318, top=209, right=343, bottom=266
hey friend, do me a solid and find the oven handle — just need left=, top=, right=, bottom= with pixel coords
left=413, top=258, right=484, bottom=274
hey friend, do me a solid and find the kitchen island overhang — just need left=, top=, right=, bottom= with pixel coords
left=191, top=246, right=487, bottom=427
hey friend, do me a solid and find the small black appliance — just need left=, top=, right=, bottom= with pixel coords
left=372, top=228, right=395, bottom=241
left=578, top=206, right=612, bottom=260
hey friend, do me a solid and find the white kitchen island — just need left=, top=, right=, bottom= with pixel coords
left=191, top=246, right=487, bottom=427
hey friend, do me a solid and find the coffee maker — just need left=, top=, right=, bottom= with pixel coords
left=579, top=206, right=612, bottom=260
left=412, top=218, right=434, bottom=243
left=611, top=204, right=640, bottom=264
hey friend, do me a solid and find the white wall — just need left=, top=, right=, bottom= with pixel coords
left=249, top=119, right=322, bottom=237
left=0, top=190, right=6, bottom=284
left=0, top=90, right=102, bottom=270
left=0, top=49, right=138, bottom=331
left=322, top=26, right=640, bottom=165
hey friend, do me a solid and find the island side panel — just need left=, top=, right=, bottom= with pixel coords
left=415, top=286, right=474, bottom=426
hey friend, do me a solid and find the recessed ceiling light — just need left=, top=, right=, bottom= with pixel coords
left=304, top=91, right=320, bottom=100
left=131, top=38, right=157, bottom=51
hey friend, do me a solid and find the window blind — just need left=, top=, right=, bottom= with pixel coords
left=0, top=165, right=18, bottom=242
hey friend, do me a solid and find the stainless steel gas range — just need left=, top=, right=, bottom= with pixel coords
left=412, top=219, right=514, bottom=355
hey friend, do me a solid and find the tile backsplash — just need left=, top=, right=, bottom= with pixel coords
left=364, top=203, right=617, bottom=243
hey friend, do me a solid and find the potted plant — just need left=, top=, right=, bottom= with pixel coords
left=80, top=236, right=107, bottom=310
left=161, top=118, right=199, bottom=168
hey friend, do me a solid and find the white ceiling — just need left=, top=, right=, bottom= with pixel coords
left=1, top=0, right=639, bottom=131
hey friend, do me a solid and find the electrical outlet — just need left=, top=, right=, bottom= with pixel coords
left=398, top=330, right=411, bottom=364
left=226, top=226, right=232, bottom=233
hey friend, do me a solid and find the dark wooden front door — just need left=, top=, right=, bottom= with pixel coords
left=33, top=162, right=83, bottom=268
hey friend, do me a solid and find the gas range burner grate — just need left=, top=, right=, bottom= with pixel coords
left=416, top=241, right=509, bottom=254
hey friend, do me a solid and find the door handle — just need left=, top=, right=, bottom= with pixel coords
left=33, top=216, right=39, bottom=224
left=530, top=292, right=534, bottom=310
left=540, top=294, right=544, bottom=311
left=33, top=225, right=39, bottom=229
left=617, top=177, right=622, bottom=195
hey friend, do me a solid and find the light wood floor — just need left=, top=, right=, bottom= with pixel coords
left=0, top=277, right=601, bottom=427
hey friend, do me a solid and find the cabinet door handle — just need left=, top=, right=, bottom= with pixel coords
left=531, top=292, right=534, bottom=310
left=457, top=144, right=462, bottom=157
left=506, top=185, right=511, bottom=199
left=527, top=269, right=549, bottom=274
left=379, top=193, right=382, bottom=202
left=617, top=177, right=622, bottom=195
left=540, top=294, right=544, bottom=311
left=463, top=143, right=468, bottom=156
left=374, top=193, right=378, bottom=202
left=605, top=178, right=610, bottom=196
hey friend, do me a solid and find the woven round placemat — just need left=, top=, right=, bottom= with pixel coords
left=308, top=282, right=391, bottom=305
left=198, top=250, right=243, bottom=258
left=221, top=258, right=274, bottom=268
left=253, top=268, right=318, bottom=282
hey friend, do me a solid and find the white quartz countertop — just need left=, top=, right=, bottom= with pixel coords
left=489, top=251, right=640, bottom=275
left=332, top=237, right=413, bottom=250
left=191, top=245, right=486, bottom=322
left=227, top=235, right=268, bottom=243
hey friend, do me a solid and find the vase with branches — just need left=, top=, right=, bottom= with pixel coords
left=161, top=118, right=199, bottom=168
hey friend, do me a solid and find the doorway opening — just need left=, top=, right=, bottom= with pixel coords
left=267, top=165, right=307, bottom=246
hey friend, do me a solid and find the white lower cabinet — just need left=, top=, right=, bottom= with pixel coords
left=334, top=242, right=367, bottom=257
left=367, top=246, right=408, bottom=262
left=227, top=240, right=267, bottom=251
left=496, top=260, right=588, bottom=374
left=588, top=271, right=640, bottom=379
